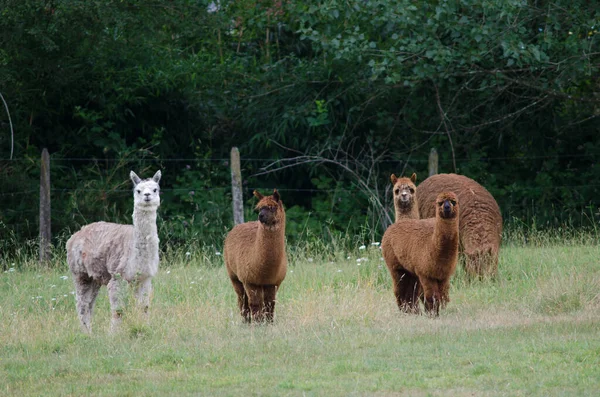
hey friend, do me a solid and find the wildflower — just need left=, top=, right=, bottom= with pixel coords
left=359, top=245, right=366, bottom=250
left=51, top=285, right=56, bottom=288
left=60, top=275, right=68, bottom=280
left=215, top=252, right=222, bottom=256
left=308, top=258, right=313, bottom=262
left=371, top=242, right=380, bottom=246
left=166, top=270, right=171, bottom=274
left=8, top=268, right=15, bottom=272
left=186, top=252, right=191, bottom=256
left=337, top=269, right=342, bottom=272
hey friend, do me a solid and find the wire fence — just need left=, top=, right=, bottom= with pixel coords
left=1, top=153, right=599, bottom=249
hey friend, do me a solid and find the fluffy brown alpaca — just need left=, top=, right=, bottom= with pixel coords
left=224, top=189, right=287, bottom=323
left=390, top=173, right=419, bottom=221
left=417, top=173, right=502, bottom=278
left=382, top=192, right=460, bottom=316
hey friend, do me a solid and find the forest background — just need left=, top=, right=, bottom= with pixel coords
left=0, top=0, right=598, bottom=259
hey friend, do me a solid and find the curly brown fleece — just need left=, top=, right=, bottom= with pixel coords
left=224, top=189, right=287, bottom=323
left=417, top=173, right=502, bottom=278
left=382, top=192, right=460, bottom=316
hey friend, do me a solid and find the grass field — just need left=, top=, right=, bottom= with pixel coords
left=1, top=235, right=599, bottom=396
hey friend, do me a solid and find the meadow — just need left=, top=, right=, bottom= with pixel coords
left=1, top=231, right=599, bottom=396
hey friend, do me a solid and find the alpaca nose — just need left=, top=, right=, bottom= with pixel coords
left=144, top=192, right=151, bottom=197
left=443, top=201, right=451, bottom=212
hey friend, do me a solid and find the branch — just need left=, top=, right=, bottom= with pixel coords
left=0, top=92, right=14, bottom=160
left=433, top=83, right=457, bottom=172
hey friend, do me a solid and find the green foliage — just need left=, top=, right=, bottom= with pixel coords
left=0, top=0, right=598, bottom=254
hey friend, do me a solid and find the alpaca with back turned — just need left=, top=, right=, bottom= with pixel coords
left=417, top=173, right=502, bottom=278
left=224, top=189, right=287, bottom=323
left=66, top=170, right=161, bottom=333
left=382, top=191, right=460, bottom=316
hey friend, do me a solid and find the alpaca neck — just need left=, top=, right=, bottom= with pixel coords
left=395, top=200, right=419, bottom=221
left=130, top=207, right=159, bottom=276
left=432, top=217, right=459, bottom=259
left=255, top=221, right=286, bottom=262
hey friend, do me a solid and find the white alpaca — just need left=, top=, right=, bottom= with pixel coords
left=66, top=170, right=161, bottom=333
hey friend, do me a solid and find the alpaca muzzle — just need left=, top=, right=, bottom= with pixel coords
left=443, top=201, right=452, bottom=217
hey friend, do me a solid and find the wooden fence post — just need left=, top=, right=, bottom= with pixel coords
left=428, top=148, right=438, bottom=177
left=39, top=148, right=51, bottom=264
left=230, top=147, right=244, bottom=225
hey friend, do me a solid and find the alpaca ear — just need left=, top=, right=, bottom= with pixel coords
left=130, top=171, right=141, bottom=186
left=390, top=174, right=398, bottom=185
left=272, top=189, right=280, bottom=202
left=152, top=170, right=162, bottom=183
left=410, top=173, right=417, bottom=183
left=253, top=190, right=264, bottom=200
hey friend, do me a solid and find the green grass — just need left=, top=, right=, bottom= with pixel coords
left=1, top=238, right=599, bottom=396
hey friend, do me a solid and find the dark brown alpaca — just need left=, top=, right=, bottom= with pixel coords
left=417, top=174, right=502, bottom=278
left=390, top=173, right=420, bottom=222
left=382, top=192, right=460, bottom=316
left=224, top=189, right=287, bottom=323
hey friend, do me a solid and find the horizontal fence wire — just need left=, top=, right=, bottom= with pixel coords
left=1, top=154, right=598, bottom=245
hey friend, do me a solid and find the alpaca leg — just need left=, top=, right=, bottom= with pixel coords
left=245, top=283, right=265, bottom=323
left=135, top=278, right=153, bottom=315
left=464, top=253, right=482, bottom=280
left=263, top=285, right=278, bottom=323
left=74, top=276, right=101, bottom=333
left=391, top=269, right=420, bottom=314
left=421, top=277, right=441, bottom=316
left=108, top=277, right=127, bottom=333
left=439, top=278, right=451, bottom=308
left=230, top=277, right=250, bottom=322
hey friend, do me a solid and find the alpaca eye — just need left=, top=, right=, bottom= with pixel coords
left=409, top=188, right=415, bottom=194
left=153, top=189, right=157, bottom=193
left=450, top=200, right=456, bottom=206
left=137, top=190, right=141, bottom=194
left=394, top=189, right=400, bottom=195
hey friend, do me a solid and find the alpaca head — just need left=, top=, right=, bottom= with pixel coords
left=130, top=170, right=161, bottom=210
left=435, top=191, right=458, bottom=220
left=253, top=189, right=285, bottom=229
left=391, top=173, right=417, bottom=209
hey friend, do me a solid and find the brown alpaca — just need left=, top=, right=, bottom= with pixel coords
left=417, top=174, right=502, bottom=278
left=224, top=189, right=287, bottom=323
left=390, top=173, right=420, bottom=221
left=382, top=192, right=460, bottom=316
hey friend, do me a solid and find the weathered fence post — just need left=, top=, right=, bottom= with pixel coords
left=39, top=148, right=51, bottom=264
left=428, top=148, right=438, bottom=177
left=230, top=147, right=244, bottom=225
